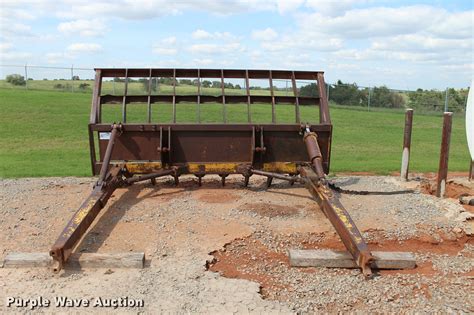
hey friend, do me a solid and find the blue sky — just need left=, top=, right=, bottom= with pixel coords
left=0, top=0, right=472, bottom=89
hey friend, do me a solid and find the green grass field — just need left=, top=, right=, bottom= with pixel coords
left=0, top=88, right=470, bottom=178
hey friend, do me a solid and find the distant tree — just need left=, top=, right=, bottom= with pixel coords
left=211, top=81, right=221, bottom=88
left=72, top=75, right=80, bottom=80
left=235, top=84, right=242, bottom=90
left=78, top=83, right=90, bottom=90
left=370, top=86, right=405, bottom=108
left=202, top=80, right=212, bottom=88
left=327, top=80, right=361, bottom=105
left=6, top=74, right=26, bottom=86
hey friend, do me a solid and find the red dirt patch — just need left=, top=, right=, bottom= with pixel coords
left=194, top=190, right=241, bottom=203
left=208, top=232, right=473, bottom=296
left=208, top=238, right=291, bottom=298
left=238, top=202, right=301, bottom=218
left=420, top=179, right=474, bottom=213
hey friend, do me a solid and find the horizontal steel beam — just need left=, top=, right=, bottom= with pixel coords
left=100, top=94, right=320, bottom=106
left=97, top=68, right=324, bottom=80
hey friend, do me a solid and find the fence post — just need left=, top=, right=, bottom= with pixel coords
left=400, top=109, right=413, bottom=181
left=24, top=64, right=28, bottom=90
left=368, top=87, right=372, bottom=111
left=71, top=64, right=74, bottom=93
left=444, top=88, right=449, bottom=112
left=436, top=112, right=453, bottom=197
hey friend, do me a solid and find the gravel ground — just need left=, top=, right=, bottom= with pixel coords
left=0, top=175, right=473, bottom=313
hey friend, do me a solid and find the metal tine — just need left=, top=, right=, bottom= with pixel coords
left=269, top=70, right=276, bottom=123
left=172, top=69, right=177, bottom=123
left=197, top=69, right=201, bottom=123
left=291, top=71, right=300, bottom=124
left=147, top=68, right=152, bottom=123
left=122, top=68, right=129, bottom=123
left=245, top=69, right=251, bottom=123
left=221, top=69, right=226, bottom=123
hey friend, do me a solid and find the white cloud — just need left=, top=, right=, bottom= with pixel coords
left=45, top=52, right=66, bottom=64
left=192, top=29, right=212, bottom=40
left=277, top=0, right=304, bottom=14
left=152, top=36, right=178, bottom=55
left=57, top=19, right=106, bottom=37
left=152, top=47, right=177, bottom=55
left=191, top=29, right=237, bottom=41
left=162, top=36, right=177, bottom=45
left=193, top=58, right=214, bottom=66
left=66, top=43, right=102, bottom=54
left=305, top=0, right=365, bottom=16
left=0, top=42, right=32, bottom=62
left=188, top=43, right=244, bottom=54
left=251, top=28, right=278, bottom=41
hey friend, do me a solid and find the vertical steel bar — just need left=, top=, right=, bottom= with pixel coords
left=269, top=70, right=276, bottom=123
left=122, top=69, right=129, bottom=123
left=221, top=69, right=226, bottom=123
left=197, top=69, right=201, bottom=123
left=291, top=71, right=300, bottom=124
left=400, top=109, right=413, bottom=181
left=88, top=124, right=97, bottom=175
left=172, top=69, right=177, bottom=123
left=245, top=69, right=251, bottom=123
left=436, top=112, right=453, bottom=197
left=147, top=68, right=152, bottom=123
left=98, top=124, right=120, bottom=185
left=90, top=70, right=102, bottom=124
left=316, top=73, right=330, bottom=124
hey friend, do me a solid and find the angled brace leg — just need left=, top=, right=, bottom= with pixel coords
left=50, top=124, right=123, bottom=272
left=301, top=129, right=374, bottom=277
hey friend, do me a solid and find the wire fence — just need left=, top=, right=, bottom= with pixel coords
left=0, top=64, right=469, bottom=113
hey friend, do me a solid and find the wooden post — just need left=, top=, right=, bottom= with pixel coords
left=469, top=160, right=474, bottom=181
left=436, top=112, right=453, bottom=197
left=400, top=109, right=413, bottom=181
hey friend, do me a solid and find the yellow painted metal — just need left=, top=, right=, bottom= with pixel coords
left=262, top=162, right=298, bottom=174
left=122, top=161, right=298, bottom=175
left=124, top=162, right=163, bottom=174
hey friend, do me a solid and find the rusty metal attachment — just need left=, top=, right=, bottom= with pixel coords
left=50, top=68, right=375, bottom=276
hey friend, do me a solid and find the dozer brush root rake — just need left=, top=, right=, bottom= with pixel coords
left=49, top=68, right=374, bottom=276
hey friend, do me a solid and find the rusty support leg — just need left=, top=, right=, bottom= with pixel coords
left=301, top=130, right=373, bottom=277
left=436, top=112, right=453, bottom=198
left=50, top=165, right=123, bottom=272
left=50, top=124, right=123, bottom=272
left=400, top=109, right=413, bottom=181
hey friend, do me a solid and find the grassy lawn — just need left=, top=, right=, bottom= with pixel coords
left=0, top=88, right=470, bottom=178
